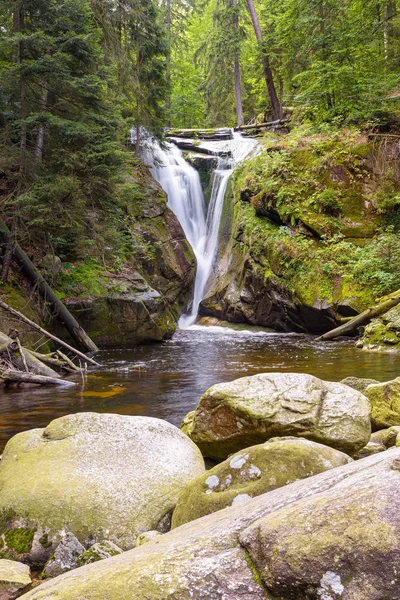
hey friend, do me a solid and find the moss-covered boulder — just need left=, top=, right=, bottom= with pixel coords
left=16, top=448, right=400, bottom=600
left=77, top=541, right=123, bottom=567
left=340, top=376, right=379, bottom=393
left=0, top=413, right=205, bottom=553
left=365, top=378, right=400, bottom=430
left=0, top=559, right=31, bottom=599
left=184, top=373, right=371, bottom=460
left=360, top=305, right=400, bottom=353
left=172, top=437, right=352, bottom=527
left=240, top=450, right=400, bottom=600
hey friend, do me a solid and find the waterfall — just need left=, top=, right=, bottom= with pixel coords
left=142, top=132, right=257, bottom=328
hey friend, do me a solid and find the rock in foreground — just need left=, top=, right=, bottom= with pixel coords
left=184, top=373, right=371, bottom=459
left=17, top=449, right=400, bottom=600
left=0, top=559, right=31, bottom=599
left=0, top=413, right=205, bottom=553
left=365, top=377, right=400, bottom=430
left=172, top=437, right=352, bottom=527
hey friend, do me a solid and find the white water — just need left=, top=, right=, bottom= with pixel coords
left=142, top=132, right=257, bottom=327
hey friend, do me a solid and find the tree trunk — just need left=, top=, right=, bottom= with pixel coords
left=1, top=370, right=75, bottom=386
left=317, top=290, right=400, bottom=341
left=166, top=0, right=171, bottom=127
left=245, top=0, right=281, bottom=120
left=35, top=89, right=48, bottom=161
left=232, top=0, right=244, bottom=127
left=0, top=220, right=99, bottom=354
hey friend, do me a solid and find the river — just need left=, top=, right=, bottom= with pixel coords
left=0, top=325, right=397, bottom=453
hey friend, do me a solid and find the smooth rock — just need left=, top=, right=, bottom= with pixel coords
left=365, top=377, right=400, bottom=430
left=184, top=373, right=371, bottom=459
left=16, top=449, right=400, bottom=600
left=340, top=376, right=379, bottom=393
left=371, top=425, right=400, bottom=448
left=0, top=560, right=31, bottom=600
left=0, top=413, right=205, bottom=551
left=172, top=437, right=352, bottom=527
left=353, top=440, right=386, bottom=460
left=42, top=533, right=84, bottom=578
left=77, top=541, right=123, bottom=566
left=133, top=531, right=162, bottom=548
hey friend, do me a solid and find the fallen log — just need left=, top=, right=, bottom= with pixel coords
left=167, top=139, right=232, bottom=158
left=234, top=118, right=290, bottom=132
left=0, top=300, right=101, bottom=367
left=0, top=218, right=98, bottom=353
left=0, top=331, right=60, bottom=378
left=29, top=350, right=79, bottom=372
left=1, top=369, right=75, bottom=386
left=165, top=127, right=233, bottom=140
left=317, top=289, right=400, bottom=341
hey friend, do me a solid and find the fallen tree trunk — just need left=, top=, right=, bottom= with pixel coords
left=29, top=350, right=79, bottom=372
left=0, top=300, right=100, bottom=367
left=0, top=218, right=98, bottom=353
left=234, top=119, right=290, bottom=131
left=165, top=128, right=233, bottom=140
left=317, top=290, right=400, bottom=341
left=167, top=139, right=232, bottom=158
left=0, top=331, right=60, bottom=377
left=0, top=369, right=75, bottom=386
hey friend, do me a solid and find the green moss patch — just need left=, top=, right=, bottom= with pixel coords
left=4, top=528, right=36, bottom=554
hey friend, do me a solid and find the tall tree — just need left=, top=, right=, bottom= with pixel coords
left=245, top=0, right=281, bottom=120
left=232, top=0, right=244, bottom=126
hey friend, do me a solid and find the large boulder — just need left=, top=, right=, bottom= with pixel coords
left=0, top=560, right=31, bottom=599
left=172, top=437, right=352, bottom=528
left=365, top=378, right=400, bottom=430
left=0, top=413, right=205, bottom=555
left=17, top=449, right=400, bottom=600
left=184, top=373, right=371, bottom=459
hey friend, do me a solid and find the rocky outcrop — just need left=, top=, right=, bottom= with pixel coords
left=340, top=376, right=380, bottom=393
left=16, top=448, right=400, bottom=600
left=62, top=172, right=194, bottom=346
left=359, top=305, right=400, bottom=353
left=171, top=437, right=352, bottom=527
left=0, top=413, right=205, bottom=559
left=365, top=377, right=400, bottom=430
left=183, top=373, right=371, bottom=460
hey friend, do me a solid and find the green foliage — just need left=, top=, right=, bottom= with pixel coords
left=3, top=528, right=35, bottom=554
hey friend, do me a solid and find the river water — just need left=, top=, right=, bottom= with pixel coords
left=0, top=325, right=397, bottom=453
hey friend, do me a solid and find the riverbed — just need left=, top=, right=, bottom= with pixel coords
left=0, top=325, right=397, bottom=452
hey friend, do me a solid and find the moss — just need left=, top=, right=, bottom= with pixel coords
left=243, top=547, right=265, bottom=589
left=3, top=528, right=36, bottom=554
left=39, top=534, right=52, bottom=549
left=76, top=549, right=102, bottom=566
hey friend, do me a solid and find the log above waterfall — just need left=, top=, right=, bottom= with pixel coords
left=165, top=128, right=233, bottom=141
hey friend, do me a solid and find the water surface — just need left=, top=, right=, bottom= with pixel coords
left=0, top=326, right=397, bottom=452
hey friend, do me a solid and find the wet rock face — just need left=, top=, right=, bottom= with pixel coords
left=0, top=413, right=205, bottom=555
left=184, top=373, right=371, bottom=460
left=201, top=259, right=339, bottom=335
left=172, top=437, right=352, bottom=528
left=16, top=449, right=400, bottom=600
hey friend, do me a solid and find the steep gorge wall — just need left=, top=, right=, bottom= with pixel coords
left=199, top=129, right=400, bottom=334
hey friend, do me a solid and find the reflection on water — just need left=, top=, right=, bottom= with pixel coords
left=0, top=326, right=397, bottom=452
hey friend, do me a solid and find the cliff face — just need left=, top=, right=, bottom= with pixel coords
left=199, top=128, right=400, bottom=334
left=61, top=168, right=195, bottom=346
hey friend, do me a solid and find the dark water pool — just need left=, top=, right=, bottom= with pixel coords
left=0, top=325, right=398, bottom=452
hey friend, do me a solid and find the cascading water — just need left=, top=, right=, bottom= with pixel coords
left=142, top=132, right=257, bottom=327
